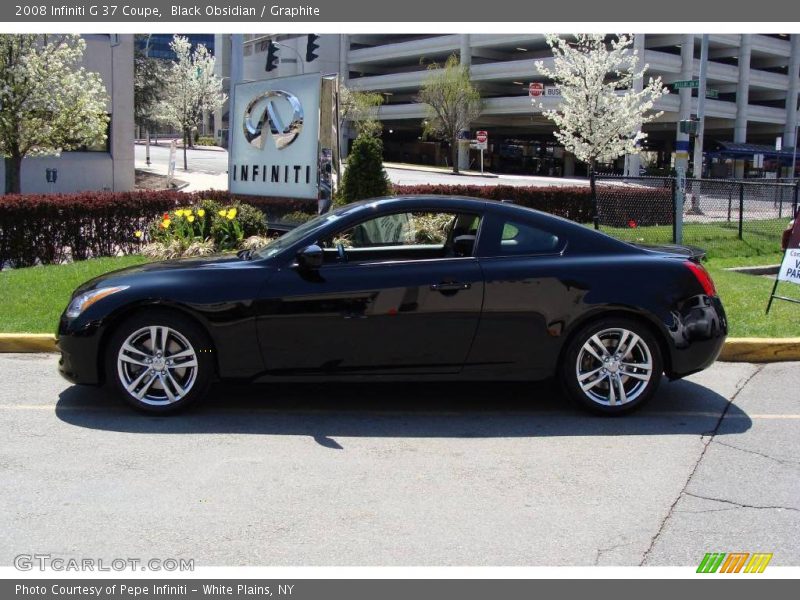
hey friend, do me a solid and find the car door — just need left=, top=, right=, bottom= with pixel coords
left=466, top=212, right=575, bottom=379
left=255, top=209, right=485, bottom=376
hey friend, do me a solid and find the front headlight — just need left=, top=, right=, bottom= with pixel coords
left=65, top=286, right=129, bottom=319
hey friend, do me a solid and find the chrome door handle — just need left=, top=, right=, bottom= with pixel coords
left=430, top=282, right=471, bottom=291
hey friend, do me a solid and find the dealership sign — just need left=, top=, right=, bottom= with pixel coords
left=230, top=73, right=322, bottom=199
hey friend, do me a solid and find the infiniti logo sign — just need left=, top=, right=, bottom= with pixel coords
left=243, top=90, right=304, bottom=150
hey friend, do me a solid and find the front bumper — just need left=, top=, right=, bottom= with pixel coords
left=57, top=315, right=102, bottom=385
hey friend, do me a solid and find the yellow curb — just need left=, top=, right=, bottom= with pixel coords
left=0, top=334, right=57, bottom=353
left=718, top=338, right=800, bottom=363
left=0, top=334, right=798, bottom=363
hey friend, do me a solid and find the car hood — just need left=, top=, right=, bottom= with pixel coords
left=73, top=254, right=259, bottom=295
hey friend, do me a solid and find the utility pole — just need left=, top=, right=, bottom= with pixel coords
left=693, top=34, right=709, bottom=179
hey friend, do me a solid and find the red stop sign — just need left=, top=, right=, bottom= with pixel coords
left=476, top=131, right=488, bottom=143
left=529, top=82, right=543, bottom=97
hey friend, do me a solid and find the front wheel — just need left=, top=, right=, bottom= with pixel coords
left=561, top=317, right=663, bottom=415
left=105, top=310, right=213, bottom=414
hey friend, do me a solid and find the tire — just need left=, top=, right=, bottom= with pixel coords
left=105, top=309, right=214, bottom=414
left=561, top=316, right=663, bottom=415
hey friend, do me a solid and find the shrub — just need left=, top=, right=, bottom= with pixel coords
left=392, top=183, right=673, bottom=227
left=0, top=190, right=309, bottom=267
left=340, top=135, right=391, bottom=203
left=196, top=136, right=217, bottom=147
left=282, top=210, right=317, bottom=224
left=393, top=184, right=594, bottom=222
left=232, top=202, right=269, bottom=238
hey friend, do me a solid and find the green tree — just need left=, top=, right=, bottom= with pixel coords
left=134, top=35, right=168, bottom=134
left=340, top=135, right=391, bottom=203
left=339, top=85, right=384, bottom=138
left=417, top=53, right=482, bottom=174
left=0, top=34, right=109, bottom=194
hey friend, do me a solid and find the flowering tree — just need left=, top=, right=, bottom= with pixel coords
left=418, top=54, right=482, bottom=174
left=158, top=35, right=226, bottom=170
left=0, top=34, right=109, bottom=194
left=535, top=34, right=668, bottom=211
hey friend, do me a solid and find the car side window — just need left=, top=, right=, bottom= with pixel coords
left=489, top=219, right=561, bottom=256
left=318, top=211, right=481, bottom=264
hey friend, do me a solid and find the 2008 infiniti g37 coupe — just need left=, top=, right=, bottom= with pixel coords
left=57, top=196, right=727, bottom=415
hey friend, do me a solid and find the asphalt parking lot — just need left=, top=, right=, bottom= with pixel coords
left=1, top=354, right=798, bottom=567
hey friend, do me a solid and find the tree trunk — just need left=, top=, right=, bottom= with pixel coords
left=451, top=136, right=459, bottom=175
left=589, top=159, right=599, bottom=230
left=4, top=155, right=22, bottom=195
left=183, top=128, right=189, bottom=171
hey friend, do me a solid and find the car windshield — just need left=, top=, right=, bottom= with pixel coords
left=253, top=205, right=362, bottom=260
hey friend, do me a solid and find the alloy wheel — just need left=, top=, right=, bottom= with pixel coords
left=575, top=327, right=653, bottom=407
left=116, top=326, right=199, bottom=406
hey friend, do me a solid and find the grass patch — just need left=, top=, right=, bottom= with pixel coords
left=706, top=258, right=800, bottom=338
left=600, top=218, right=787, bottom=259
left=0, top=255, right=148, bottom=333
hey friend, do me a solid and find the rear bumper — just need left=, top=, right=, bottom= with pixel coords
left=57, top=316, right=102, bottom=385
left=667, top=295, right=727, bottom=378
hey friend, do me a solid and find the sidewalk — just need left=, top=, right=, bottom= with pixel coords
left=135, top=139, right=226, bottom=152
left=384, top=161, right=499, bottom=178
left=134, top=160, right=228, bottom=193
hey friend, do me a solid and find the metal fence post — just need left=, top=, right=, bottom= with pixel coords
left=671, top=178, right=677, bottom=244
left=738, top=182, right=744, bottom=240
left=794, top=181, right=799, bottom=216
left=674, top=170, right=685, bottom=244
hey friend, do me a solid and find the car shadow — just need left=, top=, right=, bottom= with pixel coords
left=54, top=377, right=751, bottom=444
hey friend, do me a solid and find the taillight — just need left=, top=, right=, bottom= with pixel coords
left=685, top=261, right=717, bottom=297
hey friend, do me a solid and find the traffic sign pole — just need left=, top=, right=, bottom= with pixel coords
left=475, top=131, right=488, bottom=175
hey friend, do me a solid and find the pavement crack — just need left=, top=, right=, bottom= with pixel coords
left=638, top=363, right=766, bottom=566
left=684, top=491, right=800, bottom=513
left=711, top=439, right=800, bottom=467
left=594, top=541, right=637, bottom=566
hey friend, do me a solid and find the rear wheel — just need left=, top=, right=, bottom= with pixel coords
left=561, top=317, right=662, bottom=415
left=105, top=310, right=213, bottom=414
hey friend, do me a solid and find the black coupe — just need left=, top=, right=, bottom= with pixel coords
left=57, top=196, right=727, bottom=415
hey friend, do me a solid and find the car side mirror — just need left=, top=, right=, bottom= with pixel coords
left=297, top=244, right=324, bottom=270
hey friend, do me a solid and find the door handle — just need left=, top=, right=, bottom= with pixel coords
left=430, top=282, right=471, bottom=292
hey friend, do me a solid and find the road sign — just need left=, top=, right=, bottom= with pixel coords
left=529, top=82, right=543, bottom=97
left=673, top=80, right=700, bottom=89
left=544, top=86, right=561, bottom=97
left=476, top=130, right=488, bottom=144
left=705, top=88, right=719, bottom=99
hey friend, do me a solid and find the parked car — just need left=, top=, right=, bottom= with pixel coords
left=58, top=196, right=727, bottom=415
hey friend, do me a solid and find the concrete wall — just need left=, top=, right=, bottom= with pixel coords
left=0, top=34, right=134, bottom=195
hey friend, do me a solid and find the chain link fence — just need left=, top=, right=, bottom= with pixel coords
left=594, top=175, right=799, bottom=255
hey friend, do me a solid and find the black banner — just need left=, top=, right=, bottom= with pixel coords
left=3, top=0, right=800, bottom=22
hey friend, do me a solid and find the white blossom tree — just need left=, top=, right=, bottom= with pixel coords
left=158, top=35, right=226, bottom=170
left=0, top=34, right=109, bottom=194
left=534, top=34, right=668, bottom=224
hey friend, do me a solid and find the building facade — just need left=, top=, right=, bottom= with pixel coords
left=216, top=33, right=800, bottom=178
left=0, top=34, right=135, bottom=195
